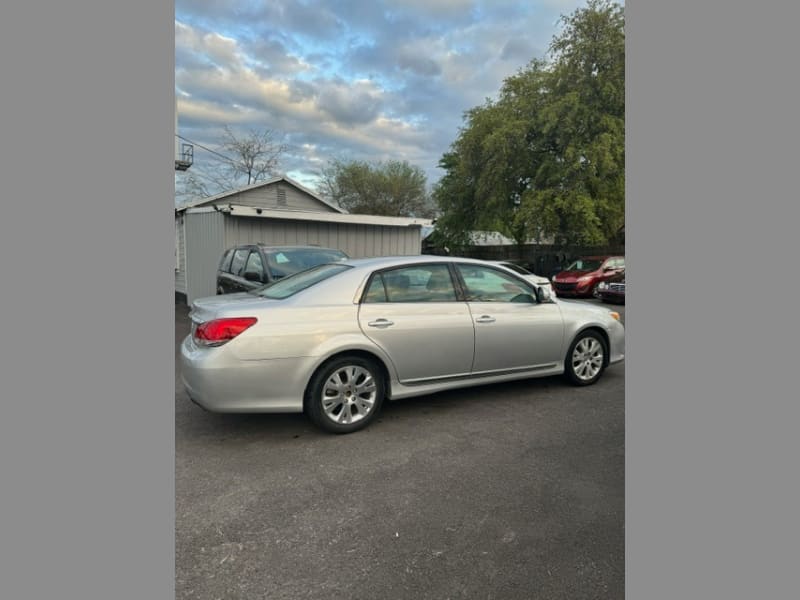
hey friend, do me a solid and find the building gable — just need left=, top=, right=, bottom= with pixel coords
left=177, top=175, right=343, bottom=214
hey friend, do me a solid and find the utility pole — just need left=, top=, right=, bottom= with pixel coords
left=174, top=99, right=193, bottom=171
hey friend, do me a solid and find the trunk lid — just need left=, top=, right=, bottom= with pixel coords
left=189, top=292, right=277, bottom=325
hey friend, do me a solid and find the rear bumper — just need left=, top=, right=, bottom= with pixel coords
left=180, top=335, right=312, bottom=413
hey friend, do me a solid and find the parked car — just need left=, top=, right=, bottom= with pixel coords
left=551, top=256, right=625, bottom=298
left=181, top=256, right=625, bottom=434
left=597, top=271, right=626, bottom=304
left=489, top=261, right=553, bottom=294
left=216, top=245, right=349, bottom=294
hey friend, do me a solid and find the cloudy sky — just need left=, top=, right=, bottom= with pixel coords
left=175, top=0, right=586, bottom=196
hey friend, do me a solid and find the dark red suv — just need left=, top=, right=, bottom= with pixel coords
left=552, top=255, right=625, bottom=298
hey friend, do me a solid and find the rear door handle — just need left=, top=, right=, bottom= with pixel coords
left=368, top=319, right=394, bottom=328
left=475, top=315, right=496, bottom=323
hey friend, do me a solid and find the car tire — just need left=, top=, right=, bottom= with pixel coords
left=564, top=330, right=607, bottom=386
left=591, top=283, right=601, bottom=299
left=305, top=355, right=385, bottom=434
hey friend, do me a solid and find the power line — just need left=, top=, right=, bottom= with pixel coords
left=175, top=134, right=237, bottom=165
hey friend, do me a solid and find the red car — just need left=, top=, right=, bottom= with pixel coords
left=552, top=256, right=625, bottom=298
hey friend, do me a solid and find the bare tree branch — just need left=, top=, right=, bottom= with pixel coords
left=175, top=127, right=287, bottom=205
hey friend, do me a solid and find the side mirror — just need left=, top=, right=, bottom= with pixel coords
left=536, top=286, right=553, bottom=303
left=244, top=271, right=263, bottom=283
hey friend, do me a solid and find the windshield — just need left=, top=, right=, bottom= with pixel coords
left=565, top=259, right=603, bottom=272
left=265, top=248, right=349, bottom=279
left=251, top=263, right=351, bottom=299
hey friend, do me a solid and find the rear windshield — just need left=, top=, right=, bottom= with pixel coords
left=265, top=248, right=349, bottom=279
left=251, top=264, right=351, bottom=299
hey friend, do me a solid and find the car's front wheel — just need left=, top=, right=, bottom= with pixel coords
left=564, top=331, right=607, bottom=386
left=305, top=356, right=385, bottom=434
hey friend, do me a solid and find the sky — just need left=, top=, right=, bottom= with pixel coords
left=175, top=0, right=586, bottom=199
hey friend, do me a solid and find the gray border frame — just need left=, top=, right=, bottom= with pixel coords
left=1, top=2, right=174, bottom=598
left=3, top=0, right=799, bottom=598
left=628, top=1, right=799, bottom=598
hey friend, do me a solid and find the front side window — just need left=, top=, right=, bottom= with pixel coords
left=244, top=251, right=264, bottom=277
left=457, top=264, right=535, bottom=303
left=364, top=264, right=458, bottom=303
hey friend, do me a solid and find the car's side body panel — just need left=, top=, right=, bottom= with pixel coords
left=467, top=301, right=565, bottom=373
left=357, top=302, right=475, bottom=383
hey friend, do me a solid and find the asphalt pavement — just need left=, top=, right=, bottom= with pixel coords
left=175, top=298, right=625, bottom=599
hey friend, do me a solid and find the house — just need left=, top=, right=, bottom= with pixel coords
left=175, top=175, right=431, bottom=303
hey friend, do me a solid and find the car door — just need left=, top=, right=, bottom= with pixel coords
left=455, top=263, right=564, bottom=375
left=357, top=263, right=475, bottom=384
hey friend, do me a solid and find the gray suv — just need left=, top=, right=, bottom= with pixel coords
left=216, top=245, right=349, bottom=294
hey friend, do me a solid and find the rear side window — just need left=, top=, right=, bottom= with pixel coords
left=365, top=264, right=457, bottom=303
left=363, top=276, right=388, bottom=303
left=219, top=249, right=234, bottom=272
left=230, top=248, right=249, bottom=276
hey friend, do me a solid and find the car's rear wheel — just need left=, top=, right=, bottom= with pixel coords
left=306, top=356, right=385, bottom=434
left=564, top=331, right=607, bottom=386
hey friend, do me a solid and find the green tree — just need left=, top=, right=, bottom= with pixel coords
left=318, top=159, right=434, bottom=217
left=528, top=0, right=625, bottom=245
left=434, top=0, right=624, bottom=247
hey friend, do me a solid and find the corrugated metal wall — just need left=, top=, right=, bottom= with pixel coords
left=185, top=211, right=226, bottom=303
left=223, top=216, right=421, bottom=258
left=175, top=216, right=187, bottom=294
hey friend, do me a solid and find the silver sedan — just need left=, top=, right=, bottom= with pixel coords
left=180, top=256, right=625, bottom=433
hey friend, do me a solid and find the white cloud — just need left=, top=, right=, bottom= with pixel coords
left=175, top=0, right=592, bottom=187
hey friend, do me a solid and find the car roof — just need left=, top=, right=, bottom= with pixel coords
left=575, top=255, right=623, bottom=261
left=225, top=244, right=347, bottom=253
left=340, top=255, right=523, bottom=271
left=257, top=245, right=344, bottom=251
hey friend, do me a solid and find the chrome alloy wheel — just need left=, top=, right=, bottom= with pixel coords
left=571, top=337, right=604, bottom=381
left=321, top=365, right=378, bottom=425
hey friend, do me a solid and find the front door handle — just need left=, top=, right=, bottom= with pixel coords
left=368, top=319, right=395, bottom=328
left=475, top=315, right=496, bottom=324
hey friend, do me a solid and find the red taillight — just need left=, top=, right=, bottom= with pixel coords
left=193, top=317, right=257, bottom=347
